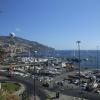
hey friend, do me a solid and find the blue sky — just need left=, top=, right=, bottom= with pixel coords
left=0, top=0, right=100, bottom=50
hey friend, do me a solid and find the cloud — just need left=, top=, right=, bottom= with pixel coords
left=15, top=28, right=21, bottom=32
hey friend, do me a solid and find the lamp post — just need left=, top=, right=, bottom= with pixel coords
left=76, top=41, right=81, bottom=91
left=96, top=46, right=99, bottom=73
left=9, top=33, right=15, bottom=76
left=33, top=51, right=37, bottom=100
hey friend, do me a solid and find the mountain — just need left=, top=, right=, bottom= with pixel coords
left=0, top=36, right=55, bottom=52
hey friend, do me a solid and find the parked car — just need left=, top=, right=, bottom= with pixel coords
left=94, top=90, right=100, bottom=94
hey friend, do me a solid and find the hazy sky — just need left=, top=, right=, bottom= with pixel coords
left=0, top=0, right=100, bottom=50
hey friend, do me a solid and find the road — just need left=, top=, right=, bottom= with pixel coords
left=61, top=88, right=100, bottom=100
left=0, top=71, right=47, bottom=100
left=50, top=70, right=100, bottom=100
left=1, top=69, right=100, bottom=100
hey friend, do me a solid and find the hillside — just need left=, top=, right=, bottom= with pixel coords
left=0, top=36, right=55, bottom=52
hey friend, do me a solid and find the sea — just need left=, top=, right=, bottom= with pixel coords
left=21, top=50, right=100, bottom=69
left=39, top=50, right=100, bottom=69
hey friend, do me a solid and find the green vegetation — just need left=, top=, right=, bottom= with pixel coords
left=22, top=91, right=30, bottom=100
left=22, top=96, right=30, bottom=100
left=0, top=91, right=19, bottom=100
left=0, top=82, right=20, bottom=100
left=1, top=82, right=20, bottom=93
left=0, top=45, right=5, bottom=63
left=46, top=94, right=51, bottom=99
left=1, top=82, right=30, bottom=100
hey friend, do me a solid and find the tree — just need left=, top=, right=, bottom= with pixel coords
left=0, top=46, right=5, bottom=63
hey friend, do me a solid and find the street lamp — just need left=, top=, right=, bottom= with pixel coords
left=96, top=46, right=99, bottom=73
left=33, top=50, right=37, bottom=100
left=76, top=41, right=81, bottom=91
left=9, top=33, right=15, bottom=76
left=9, top=32, right=15, bottom=57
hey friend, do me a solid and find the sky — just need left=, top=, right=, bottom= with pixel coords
left=0, top=0, right=100, bottom=50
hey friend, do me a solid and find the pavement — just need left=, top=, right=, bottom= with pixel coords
left=29, top=95, right=40, bottom=100
left=1, top=69, right=100, bottom=100
left=44, top=89, right=88, bottom=100
left=0, top=75, right=41, bottom=100
left=13, top=83, right=26, bottom=100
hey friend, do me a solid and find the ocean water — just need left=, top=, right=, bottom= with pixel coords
left=23, top=50, right=100, bottom=69
left=54, top=50, right=100, bottom=69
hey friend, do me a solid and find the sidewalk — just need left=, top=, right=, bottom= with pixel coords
left=44, top=89, right=87, bottom=100
left=29, top=95, right=40, bottom=100
left=14, top=83, right=25, bottom=96
left=14, top=84, right=41, bottom=100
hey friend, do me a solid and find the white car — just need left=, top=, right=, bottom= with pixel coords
left=95, top=90, right=100, bottom=94
left=73, top=79, right=79, bottom=84
left=19, top=73, right=24, bottom=76
left=81, top=83, right=87, bottom=90
left=93, top=83, right=98, bottom=88
left=13, top=71, right=19, bottom=75
left=23, top=74, right=29, bottom=77
left=0, top=69, right=7, bottom=72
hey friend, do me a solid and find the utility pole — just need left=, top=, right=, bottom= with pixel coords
left=9, top=33, right=15, bottom=76
left=76, top=41, right=81, bottom=91
left=96, top=46, right=99, bottom=73
left=33, top=51, right=37, bottom=100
